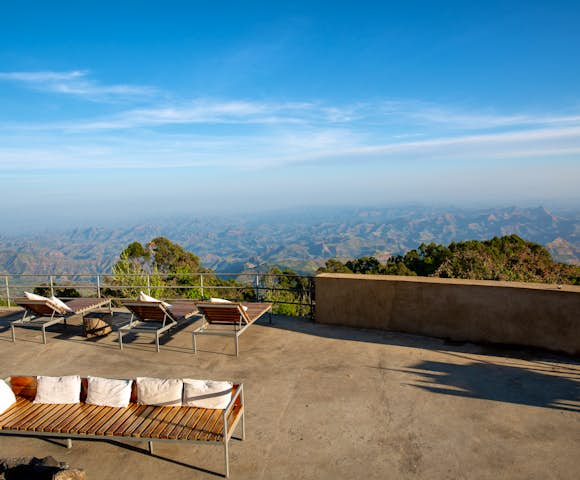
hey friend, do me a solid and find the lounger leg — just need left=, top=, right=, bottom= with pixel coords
left=148, top=441, right=154, bottom=454
left=155, top=332, right=160, bottom=352
left=224, top=440, right=230, bottom=478
left=192, top=332, right=197, bottom=353
left=66, top=439, right=72, bottom=449
left=42, top=325, right=47, bottom=344
left=241, top=388, right=246, bottom=440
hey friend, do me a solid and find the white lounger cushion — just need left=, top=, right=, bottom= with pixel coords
left=23, top=291, right=70, bottom=314
left=136, top=377, right=182, bottom=407
left=182, top=379, right=233, bottom=409
left=86, top=377, right=133, bottom=408
left=49, top=296, right=73, bottom=313
left=0, top=380, right=16, bottom=415
left=209, top=298, right=248, bottom=312
left=34, top=375, right=81, bottom=404
left=138, top=291, right=172, bottom=309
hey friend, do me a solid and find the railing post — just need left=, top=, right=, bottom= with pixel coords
left=4, top=275, right=10, bottom=308
left=49, top=276, right=54, bottom=296
left=255, top=274, right=260, bottom=301
left=147, top=275, right=151, bottom=295
left=96, top=275, right=101, bottom=298
left=200, top=273, right=204, bottom=299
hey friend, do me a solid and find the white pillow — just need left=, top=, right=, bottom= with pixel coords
left=138, top=291, right=172, bottom=309
left=209, top=297, right=232, bottom=304
left=136, top=377, right=182, bottom=407
left=49, top=296, right=73, bottom=313
left=86, top=377, right=133, bottom=408
left=34, top=375, right=81, bottom=404
left=209, top=298, right=248, bottom=312
left=24, top=291, right=49, bottom=301
left=182, top=379, right=233, bottom=409
left=0, top=379, right=16, bottom=415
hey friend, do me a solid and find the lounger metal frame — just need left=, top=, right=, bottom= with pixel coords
left=0, top=377, right=245, bottom=478
left=192, top=303, right=272, bottom=356
left=11, top=298, right=112, bottom=344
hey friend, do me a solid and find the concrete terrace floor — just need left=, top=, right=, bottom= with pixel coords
left=0, top=308, right=578, bottom=480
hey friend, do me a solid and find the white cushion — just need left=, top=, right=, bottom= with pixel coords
left=136, top=377, right=182, bottom=407
left=209, top=298, right=248, bottom=312
left=34, top=375, right=81, bottom=404
left=24, top=291, right=49, bottom=301
left=138, top=291, right=172, bottom=309
left=209, top=297, right=232, bottom=304
left=86, top=377, right=132, bottom=408
left=50, top=296, right=73, bottom=313
left=182, top=379, right=233, bottom=409
left=0, top=379, right=16, bottom=415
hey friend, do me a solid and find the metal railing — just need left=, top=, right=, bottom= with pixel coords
left=0, top=272, right=315, bottom=318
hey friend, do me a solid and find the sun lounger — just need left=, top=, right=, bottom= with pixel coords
left=12, top=297, right=112, bottom=344
left=0, top=375, right=245, bottom=477
left=120, top=300, right=198, bottom=352
left=192, top=302, right=273, bottom=356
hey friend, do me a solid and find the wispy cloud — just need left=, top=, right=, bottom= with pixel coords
left=0, top=70, right=157, bottom=102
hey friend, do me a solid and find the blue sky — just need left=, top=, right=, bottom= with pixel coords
left=1, top=1, right=579, bottom=230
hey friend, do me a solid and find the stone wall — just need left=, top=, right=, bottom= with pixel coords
left=314, top=274, right=580, bottom=355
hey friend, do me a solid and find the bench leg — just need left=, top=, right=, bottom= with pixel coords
left=42, top=325, right=47, bottom=344
left=66, top=439, right=72, bottom=449
left=155, top=332, right=160, bottom=352
left=192, top=332, right=197, bottom=353
left=11, top=324, right=15, bottom=342
left=148, top=441, right=154, bottom=454
left=118, top=330, right=123, bottom=350
left=234, top=334, right=239, bottom=357
left=224, top=440, right=229, bottom=478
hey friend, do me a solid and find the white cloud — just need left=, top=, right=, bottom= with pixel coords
left=0, top=70, right=157, bottom=101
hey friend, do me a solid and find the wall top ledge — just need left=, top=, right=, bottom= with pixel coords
left=315, top=273, right=580, bottom=293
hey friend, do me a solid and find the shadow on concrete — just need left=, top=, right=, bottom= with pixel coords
left=268, top=315, right=580, bottom=411
left=388, top=360, right=580, bottom=413
left=2, top=433, right=230, bottom=478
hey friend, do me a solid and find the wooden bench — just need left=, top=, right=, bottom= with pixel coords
left=0, top=376, right=245, bottom=477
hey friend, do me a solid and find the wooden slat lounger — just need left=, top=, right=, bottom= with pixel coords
left=120, top=300, right=198, bottom=352
left=193, top=302, right=273, bottom=356
left=0, top=376, right=245, bottom=478
left=12, top=297, right=112, bottom=344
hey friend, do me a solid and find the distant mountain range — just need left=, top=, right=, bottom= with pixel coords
left=0, top=205, right=578, bottom=275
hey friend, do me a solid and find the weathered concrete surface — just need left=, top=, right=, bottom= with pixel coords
left=0, top=309, right=578, bottom=479
left=315, top=274, right=580, bottom=355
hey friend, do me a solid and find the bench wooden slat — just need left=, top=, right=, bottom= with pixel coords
left=150, top=405, right=185, bottom=439
left=105, top=404, right=145, bottom=436
left=30, top=403, right=75, bottom=432
left=140, top=407, right=177, bottom=438
left=12, top=403, right=65, bottom=431
left=186, top=408, right=215, bottom=441
left=196, top=409, right=223, bottom=441
left=160, top=405, right=200, bottom=440
left=155, top=407, right=191, bottom=439
left=76, top=405, right=120, bottom=435
left=120, top=405, right=157, bottom=437
left=131, top=406, right=168, bottom=438
left=45, top=404, right=96, bottom=433
left=94, top=404, right=137, bottom=435
left=59, top=404, right=107, bottom=434
left=1, top=401, right=46, bottom=430
left=0, top=398, right=35, bottom=424
left=175, top=407, right=206, bottom=440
